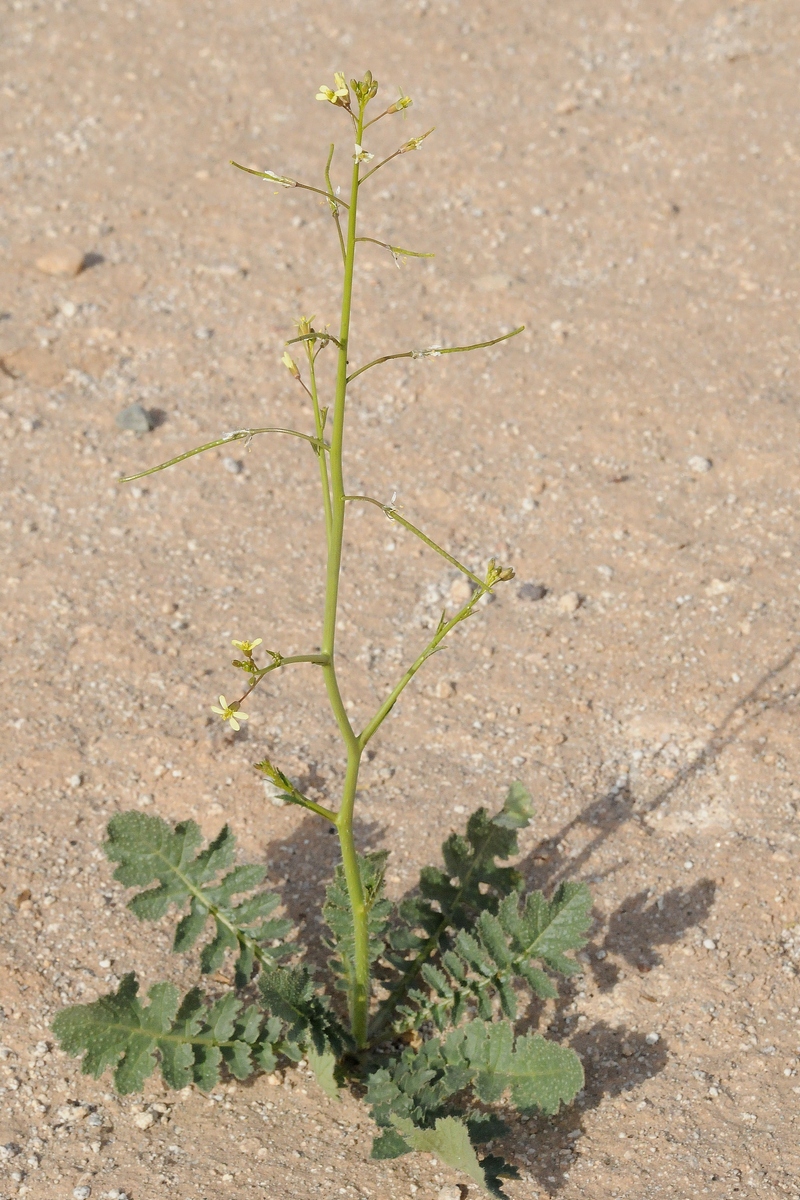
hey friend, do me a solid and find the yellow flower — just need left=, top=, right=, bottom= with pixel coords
left=353, top=143, right=374, bottom=163
left=211, top=695, right=249, bottom=732
left=231, top=638, right=262, bottom=656
left=281, top=351, right=300, bottom=378
left=316, top=73, right=350, bottom=106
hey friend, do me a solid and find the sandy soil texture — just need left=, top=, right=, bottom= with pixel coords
left=2, top=1, right=800, bottom=1199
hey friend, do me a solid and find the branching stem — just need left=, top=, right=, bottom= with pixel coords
left=346, top=325, right=524, bottom=385
left=119, top=428, right=326, bottom=483
left=343, top=495, right=483, bottom=586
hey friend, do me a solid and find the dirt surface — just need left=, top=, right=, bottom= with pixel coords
left=2, top=1, right=800, bottom=1198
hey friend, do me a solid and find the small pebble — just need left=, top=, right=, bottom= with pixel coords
left=688, top=454, right=712, bottom=474
left=437, top=1188, right=461, bottom=1200
left=557, top=590, right=580, bottom=614
left=132, top=1111, right=155, bottom=1130
left=434, top=678, right=456, bottom=699
left=194, top=326, right=214, bottom=340
left=448, top=577, right=474, bottom=606
left=703, top=938, right=717, bottom=950
left=73, top=1188, right=92, bottom=1200
left=115, top=403, right=153, bottom=433
left=67, top=773, right=82, bottom=788
left=518, top=582, right=547, bottom=601
left=222, top=456, right=243, bottom=474
left=684, top=860, right=694, bottom=870
left=596, top=564, right=614, bottom=579
left=645, top=1032, right=660, bottom=1045
left=35, top=245, right=85, bottom=277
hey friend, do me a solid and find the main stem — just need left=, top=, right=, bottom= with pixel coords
left=322, top=106, right=370, bottom=1048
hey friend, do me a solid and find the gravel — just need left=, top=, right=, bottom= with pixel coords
left=115, top=403, right=153, bottom=433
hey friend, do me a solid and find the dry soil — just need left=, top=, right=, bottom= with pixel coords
left=1, top=2, right=799, bottom=1200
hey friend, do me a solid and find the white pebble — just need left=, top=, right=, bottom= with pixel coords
left=557, top=590, right=580, bottom=614
left=132, top=1111, right=155, bottom=1130
left=194, top=326, right=214, bottom=340
left=437, top=1187, right=461, bottom=1200
left=67, top=774, right=83, bottom=789
left=645, top=1032, right=660, bottom=1045
left=683, top=860, right=694, bottom=870
left=222, top=456, right=243, bottom=474
left=688, top=455, right=712, bottom=474
left=73, top=1188, right=92, bottom=1200
left=703, top=938, right=716, bottom=950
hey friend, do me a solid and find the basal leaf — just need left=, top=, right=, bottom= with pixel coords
left=104, top=812, right=293, bottom=984
left=373, top=784, right=534, bottom=1037
left=53, top=973, right=286, bottom=1095
left=393, top=1116, right=499, bottom=1195
left=306, top=1045, right=340, bottom=1100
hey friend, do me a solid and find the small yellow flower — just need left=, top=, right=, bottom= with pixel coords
left=231, top=638, right=262, bottom=656
left=316, top=73, right=350, bottom=106
left=281, top=350, right=300, bottom=378
left=354, top=143, right=374, bottom=163
left=211, top=695, right=249, bottom=732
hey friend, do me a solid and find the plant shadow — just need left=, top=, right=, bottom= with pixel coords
left=504, top=1020, right=670, bottom=1194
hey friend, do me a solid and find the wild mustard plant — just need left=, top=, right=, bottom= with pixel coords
left=53, top=73, right=592, bottom=1195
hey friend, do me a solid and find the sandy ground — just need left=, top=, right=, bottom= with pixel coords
left=2, top=1, right=800, bottom=1198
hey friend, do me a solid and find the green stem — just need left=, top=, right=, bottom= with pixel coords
left=322, top=105, right=370, bottom=1047
left=359, top=588, right=487, bottom=750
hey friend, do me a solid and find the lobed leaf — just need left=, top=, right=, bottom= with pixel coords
left=258, top=965, right=349, bottom=1057
left=105, top=812, right=293, bottom=986
left=396, top=880, right=592, bottom=1032
left=372, top=784, right=534, bottom=1037
left=323, top=851, right=392, bottom=1019
left=52, top=973, right=286, bottom=1094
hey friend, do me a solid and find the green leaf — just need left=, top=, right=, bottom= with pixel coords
left=370, top=1128, right=411, bottom=1159
left=394, top=879, right=592, bottom=1034
left=306, top=1046, right=340, bottom=1100
left=373, top=784, right=534, bottom=1038
left=504, top=1033, right=585, bottom=1115
left=462, top=1022, right=584, bottom=1116
left=104, top=812, right=293, bottom=985
left=393, top=1116, right=500, bottom=1195
left=323, top=851, right=392, bottom=1020
left=258, top=966, right=349, bottom=1057
left=492, top=780, right=534, bottom=829
left=53, top=973, right=287, bottom=1094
